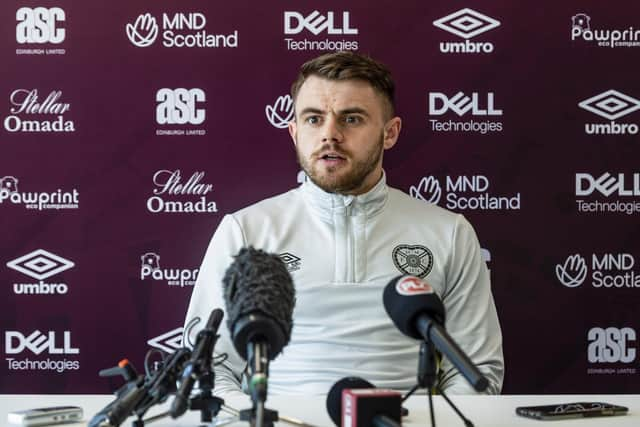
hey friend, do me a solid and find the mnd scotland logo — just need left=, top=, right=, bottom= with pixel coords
left=140, top=252, right=198, bottom=288
left=126, top=12, right=237, bottom=48
left=266, top=94, right=294, bottom=129
left=433, top=8, right=500, bottom=54
left=156, top=88, right=206, bottom=136
left=575, top=172, right=640, bottom=215
left=16, top=7, right=66, bottom=55
left=146, top=169, right=217, bottom=214
left=571, top=13, right=640, bottom=48
left=579, top=90, right=640, bottom=135
left=0, top=176, right=79, bottom=211
left=428, top=91, right=503, bottom=134
left=410, top=175, right=520, bottom=211
left=284, top=10, right=358, bottom=51
left=6, top=249, right=74, bottom=295
left=556, top=253, right=640, bottom=289
left=4, top=89, right=75, bottom=133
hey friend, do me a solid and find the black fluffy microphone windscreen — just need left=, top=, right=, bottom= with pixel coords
left=222, top=247, right=295, bottom=360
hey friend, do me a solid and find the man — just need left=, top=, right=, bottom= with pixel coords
left=184, top=52, right=504, bottom=397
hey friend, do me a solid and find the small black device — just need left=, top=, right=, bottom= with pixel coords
left=516, top=402, right=629, bottom=420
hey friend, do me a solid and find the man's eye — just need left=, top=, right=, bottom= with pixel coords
left=305, top=116, right=320, bottom=124
left=344, top=116, right=361, bottom=124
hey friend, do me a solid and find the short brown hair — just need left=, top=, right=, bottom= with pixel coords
left=290, top=51, right=396, bottom=118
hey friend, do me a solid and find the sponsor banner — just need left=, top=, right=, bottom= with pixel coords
left=148, top=317, right=199, bottom=353
left=155, top=88, right=206, bottom=136
left=579, top=90, right=640, bottom=135
left=556, top=253, right=640, bottom=289
left=575, top=173, right=640, bottom=215
left=4, top=89, right=75, bottom=133
left=571, top=13, right=640, bottom=48
left=15, top=7, right=66, bottom=55
left=587, top=327, right=637, bottom=375
left=6, top=249, right=74, bottom=295
left=433, top=8, right=500, bottom=54
left=147, top=327, right=183, bottom=353
left=283, top=10, right=359, bottom=51
left=428, top=92, right=503, bottom=133
left=0, top=176, right=79, bottom=211
left=409, top=175, right=520, bottom=211
left=140, top=252, right=198, bottom=287
left=126, top=12, right=237, bottom=49
left=266, top=94, right=294, bottom=129
left=146, top=169, right=217, bottom=214
left=4, top=330, right=80, bottom=373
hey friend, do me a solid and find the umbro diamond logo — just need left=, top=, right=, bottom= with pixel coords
left=433, top=8, right=500, bottom=39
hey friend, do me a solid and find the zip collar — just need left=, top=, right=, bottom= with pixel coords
left=300, top=172, right=389, bottom=221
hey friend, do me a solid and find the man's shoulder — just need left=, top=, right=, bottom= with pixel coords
left=232, top=187, right=302, bottom=219
left=387, top=186, right=460, bottom=223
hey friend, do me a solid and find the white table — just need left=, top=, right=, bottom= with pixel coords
left=1, top=394, right=638, bottom=426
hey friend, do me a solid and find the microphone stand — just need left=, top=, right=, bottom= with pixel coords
left=187, top=364, right=225, bottom=424
left=403, top=340, right=474, bottom=427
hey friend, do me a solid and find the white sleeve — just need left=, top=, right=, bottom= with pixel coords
left=183, top=214, right=249, bottom=398
left=438, top=214, right=504, bottom=395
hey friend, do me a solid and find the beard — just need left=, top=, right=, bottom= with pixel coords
left=296, top=133, right=384, bottom=194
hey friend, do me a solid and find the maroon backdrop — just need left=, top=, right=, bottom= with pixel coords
left=2, top=0, right=639, bottom=394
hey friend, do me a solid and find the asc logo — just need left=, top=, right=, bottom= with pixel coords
left=16, top=7, right=65, bottom=44
left=156, top=88, right=205, bottom=125
left=588, top=327, right=636, bottom=363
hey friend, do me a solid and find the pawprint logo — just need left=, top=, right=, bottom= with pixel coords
left=126, top=13, right=159, bottom=47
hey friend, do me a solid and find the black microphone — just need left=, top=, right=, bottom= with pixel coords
left=136, top=347, right=191, bottom=418
left=383, top=275, right=489, bottom=392
left=326, top=377, right=401, bottom=427
left=223, top=247, right=295, bottom=406
left=88, top=377, right=147, bottom=427
left=170, top=308, right=224, bottom=418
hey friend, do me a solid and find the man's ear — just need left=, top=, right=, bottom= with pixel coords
left=288, top=119, right=297, bottom=146
left=383, top=117, right=402, bottom=150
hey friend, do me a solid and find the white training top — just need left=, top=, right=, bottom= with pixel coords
left=183, top=173, right=504, bottom=397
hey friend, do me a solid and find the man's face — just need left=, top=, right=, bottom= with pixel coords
left=288, top=76, right=401, bottom=195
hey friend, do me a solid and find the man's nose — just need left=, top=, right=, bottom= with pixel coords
left=322, top=116, right=343, bottom=143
